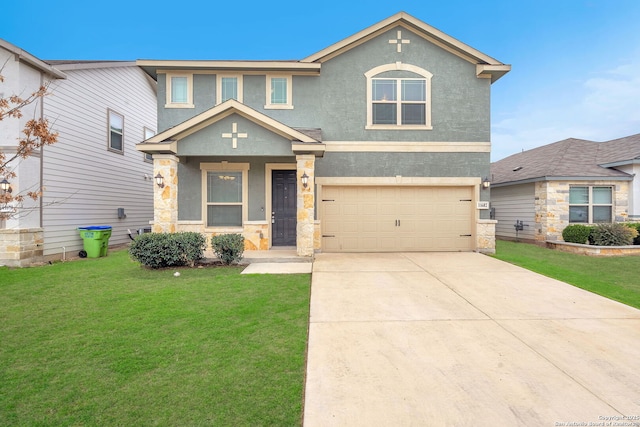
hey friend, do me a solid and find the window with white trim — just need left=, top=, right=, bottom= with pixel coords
left=372, top=78, right=426, bottom=125
left=216, top=75, right=243, bottom=104
left=569, top=186, right=613, bottom=223
left=365, top=63, right=432, bottom=130
left=165, top=73, right=194, bottom=108
left=265, top=75, right=293, bottom=109
left=201, top=163, right=249, bottom=228
left=143, top=127, right=155, bottom=162
left=108, top=109, right=124, bottom=153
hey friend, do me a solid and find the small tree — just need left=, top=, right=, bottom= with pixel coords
left=0, top=67, right=59, bottom=220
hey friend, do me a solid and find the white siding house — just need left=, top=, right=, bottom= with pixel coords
left=0, top=38, right=157, bottom=266
left=42, top=61, right=157, bottom=259
left=491, top=183, right=536, bottom=241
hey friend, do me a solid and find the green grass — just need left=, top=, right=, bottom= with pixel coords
left=0, top=250, right=311, bottom=426
left=493, top=240, right=640, bottom=310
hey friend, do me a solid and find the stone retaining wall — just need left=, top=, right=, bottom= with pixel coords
left=546, top=240, right=640, bottom=256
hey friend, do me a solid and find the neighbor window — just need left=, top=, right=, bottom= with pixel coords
left=143, top=127, right=155, bottom=162
left=202, top=162, right=249, bottom=228
left=108, top=109, right=124, bottom=153
left=569, top=186, right=613, bottom=223
left=217, top=75, right=243, bottom=104
left=265, top=75, right=293, bottom=109
left=365, top=63, right=432, bottom=130
left=165, top=73, right=193, bottom=108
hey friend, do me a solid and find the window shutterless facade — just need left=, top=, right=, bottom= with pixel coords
left=265, top=75, right=293, bottom=109
left=165, top=73, right=194, bottom=108
left=365, top=63, right=432, bottom=130
left=569, top=186, right=613, bottom=223
left=108, top=109, right=124, bottom=153
left=201, top=163, right=249, bottom=229
left=217, top=75, right=243, bottom=104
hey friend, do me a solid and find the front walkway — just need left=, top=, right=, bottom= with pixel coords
left=303, top=252, right=640, bottom=426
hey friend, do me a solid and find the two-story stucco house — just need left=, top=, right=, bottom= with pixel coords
left=137, top=12, right=510, bottom=256
left=0, top=39, right=157, bottom=266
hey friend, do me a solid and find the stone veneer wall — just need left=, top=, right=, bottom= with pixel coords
left=0, top=228, right=44, bottom=267
left=153, top=155, right=179, bottom=233
left=296, top=155, right=315, bottom=257
left=535, top=181, right=630, bottom=242
left=476, top=219, right=497, bottom=254
left=176, top=221, right=269, bottom=251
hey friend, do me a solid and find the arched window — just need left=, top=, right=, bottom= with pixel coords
left=365, top=63, right=432, bottom=130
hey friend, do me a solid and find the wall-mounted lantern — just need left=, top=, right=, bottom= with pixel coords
left=155, top=173, right=164, bottom=188
left=482, top=177, right=491, bottom=189
left=0, top=178, right=12, bottom=193
left=301, top=172, right=309, bottom=189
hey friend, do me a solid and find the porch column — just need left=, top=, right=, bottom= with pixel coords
left=153, top=154, right=179, bottom=233
left=296, top=154, right=315, bottom=257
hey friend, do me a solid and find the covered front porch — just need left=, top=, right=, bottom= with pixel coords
left=137, top=100, right=325, bottom=257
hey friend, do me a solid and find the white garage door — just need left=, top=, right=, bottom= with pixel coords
left=321, top=186, right=474, bottom=252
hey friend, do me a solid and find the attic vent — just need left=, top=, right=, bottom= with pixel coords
left=512, top=166, right=523, bottom=171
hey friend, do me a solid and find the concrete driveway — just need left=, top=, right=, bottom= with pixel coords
left=303, top=252, right=640, bottom=426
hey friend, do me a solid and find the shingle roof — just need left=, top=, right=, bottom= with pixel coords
left=491, top=134, right=640, bottom=185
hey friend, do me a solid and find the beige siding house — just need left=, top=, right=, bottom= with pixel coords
left=0, top=39, right=157, bottom=266
left=490, top=135, right=639, bottom=243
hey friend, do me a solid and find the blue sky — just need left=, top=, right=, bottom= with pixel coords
left=3, top=0, right=640, bottom=160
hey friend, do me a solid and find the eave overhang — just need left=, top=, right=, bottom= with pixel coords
left=136, top=60, right=321, bottom=80
left=492, top=175, right=634, bottom=188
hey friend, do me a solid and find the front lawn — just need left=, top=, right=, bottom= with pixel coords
left=493, top=240, right=640, bottom=310
left=0, top=250, right=311, bottom=426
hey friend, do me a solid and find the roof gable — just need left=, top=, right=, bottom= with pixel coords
left=138, top=99, right=323, bottom=155
left=302, top=12, right=510, bottom=82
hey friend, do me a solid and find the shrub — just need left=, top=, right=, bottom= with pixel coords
left=211, top=233, right=245, bottom=265
left=590, top=223, right=638, bottom=246
left=562, top=224, right=593, bottom=244
left=625, top=223, right=640, bottom=245
left=129, top=232, right=207, bottom=268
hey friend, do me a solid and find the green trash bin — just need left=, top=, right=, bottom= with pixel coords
left=78, top=226, right=112, bottom=258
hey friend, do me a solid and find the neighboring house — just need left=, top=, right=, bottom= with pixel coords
left=137, top=12, right=510, bottom=256
left=490, top=133, right=640, bottom=242
left=0, top=39, right=157, bottom=267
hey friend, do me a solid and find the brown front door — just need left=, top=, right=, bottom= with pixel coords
left=272, top=170, right=297, bottom=246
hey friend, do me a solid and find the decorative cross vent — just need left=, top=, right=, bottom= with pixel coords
left=221, top=122, right=248, bottom=149
left=389, top=30, right=410, bottom=53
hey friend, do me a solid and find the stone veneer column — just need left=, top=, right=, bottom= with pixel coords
left=153, top=154, right=179, bottom=233
left=476, top=219, right=497, bottom=254
left=296, top=154, right=315, bottom=257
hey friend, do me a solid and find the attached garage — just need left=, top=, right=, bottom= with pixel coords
left=321, top=186, right=475, bottom=252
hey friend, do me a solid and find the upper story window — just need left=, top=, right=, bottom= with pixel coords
left=365, top=63, right=432, bottom=130
left=265, top=75, right=293, bottom=109
left=108, top=109, right=124, bottom=154
left=143, top=127, right=155, bottom=163
left=569, top=186, right=613, bottom=223
left=165, top=73, right=194, bottom=108
left=217, top=75, right=243, bottom=104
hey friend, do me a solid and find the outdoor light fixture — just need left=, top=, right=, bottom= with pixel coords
left=0, top=178, right=11, bottom=193
left=482, top=177, right=491, bottom=189
left=155, top=173, right=164, bottom=188
left=301, top=172, right=309, bottom=189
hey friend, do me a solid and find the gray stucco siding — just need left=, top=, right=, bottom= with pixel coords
left=177, top=155, right=296, bottom=222
left=316, top=152, right=489, bottom=178
left=157, top=26, right=490, bottom=143
left=157, top=74, right=217, bottom=132
left=176, top=114, right=295, bottom=156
